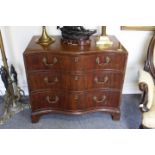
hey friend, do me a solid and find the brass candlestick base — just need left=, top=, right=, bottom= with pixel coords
left=96, top=36, right=113, bottom=49
left=96, top=26, right=113, bottom=49
left=37, top=26, right=55, bottom=46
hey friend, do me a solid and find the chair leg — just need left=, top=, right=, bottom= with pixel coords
left=139, top=124, right=144, bottom=129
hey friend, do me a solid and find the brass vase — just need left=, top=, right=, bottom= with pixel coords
left=37, top=26, right=55, bottom=46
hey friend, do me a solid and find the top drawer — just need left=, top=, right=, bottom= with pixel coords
left=95, top=53, right=126, bottom=71
left=24, top=52, right=127, bottom=72
left=24, top=53, right=60, bottom=71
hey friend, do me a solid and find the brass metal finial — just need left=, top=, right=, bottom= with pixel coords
left=101, top=26, right=106, bottom=36
left=117, top=42, right=123, bottom=51
left=37, top=26, right=55, bottom=46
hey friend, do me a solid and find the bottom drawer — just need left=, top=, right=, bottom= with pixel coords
left=30, top=91, right=86, bottom=111
left=30, top=90, right=121, bottom=112
left=86, top=90, right=120, bottom=108
left=30, top=91, right=63, bottom=111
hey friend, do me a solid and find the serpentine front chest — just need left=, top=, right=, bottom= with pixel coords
left=23, top=35, right=128, bottom=123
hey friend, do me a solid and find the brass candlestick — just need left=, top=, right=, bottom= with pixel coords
left=0, top=30, right=29, bottom=125
left=101, top=26, right=106, bottom=36
left=96, top=26, right=113, bottom=49
left=37, top=26, right=55, bottom=46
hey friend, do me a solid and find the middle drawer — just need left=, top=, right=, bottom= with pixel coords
left=28, top=70, right=123, bottom=92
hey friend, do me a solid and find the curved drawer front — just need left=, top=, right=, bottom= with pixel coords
left=30, top=91, right=64, bottom=111
left=25, top=53, right=94, bottom=71
left=87, top=71, right=123, bottom=90
left=27, top=72, right=87, bottom=91
left=86, top=90, right=120, bottom=108
left=64, top=92, right=85, bottom=111
left=60, top=53, right=126, bottom=71
left=95, top=53, right=126, bottom=71
left=65, top=71, right=123, bottom=90
left=30, top=90, right=120, bottom=112
left=24, top=52, right=126, bottom=72
left=30, top=91, right=85, bottom=111
left=61, top=74, right=87, bottom=91
left=60, top=55, right=94, bottom=71
left=28, top=71, right=61, bottom=91
left=24, top=53, right=60, bottom=71
left=28, top=70, right=123, bottom=92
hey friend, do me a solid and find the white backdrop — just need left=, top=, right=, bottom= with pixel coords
left=1, top=0, right=155, bottom=154
left=0, top=26, right=153, bottom=94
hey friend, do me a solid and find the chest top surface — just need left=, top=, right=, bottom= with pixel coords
left=24, top=36, right=128, bottom=55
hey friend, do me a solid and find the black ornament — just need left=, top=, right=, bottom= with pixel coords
left=0, top=66, right=9, bottom=90
left=57, top=26, right=96, bottom=45
left=10, top=65, right=18, bottom=85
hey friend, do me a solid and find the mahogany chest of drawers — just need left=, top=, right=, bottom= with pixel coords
left=23, top=36, right=128, bottom=123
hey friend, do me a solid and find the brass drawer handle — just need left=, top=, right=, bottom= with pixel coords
left=74, top=57, right=79, bottom=63
left=74, top=95, right=79, bottom=100
left=94, top=76, right=108, bottom=84
left=42, top=57, right=58, bottom=66
left=96, top=56, right=110, bottom=66
left=44, top=77, right=58, bottom=85
left=74, top=76, right=79, bottom=81
left=93, top=95, right=107, bottom=104
left=46, top=96, right=59, bottom=104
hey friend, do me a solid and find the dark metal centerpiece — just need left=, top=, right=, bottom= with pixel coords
left=57, top=26, right=96, bottom=46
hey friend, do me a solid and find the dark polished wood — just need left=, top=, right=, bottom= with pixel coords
left=144, top=33, right=155, bottom=78
left=139, top=33, right=155, bottom=112
left=139, top=82, right=149, bottom=112
left=23, top=35, right=128, bottom=123
left=111, top=112, right=121, bottom=120
left=28, top=70, right=124, bottom=92
left=138, top=33, right=155, bottom=129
